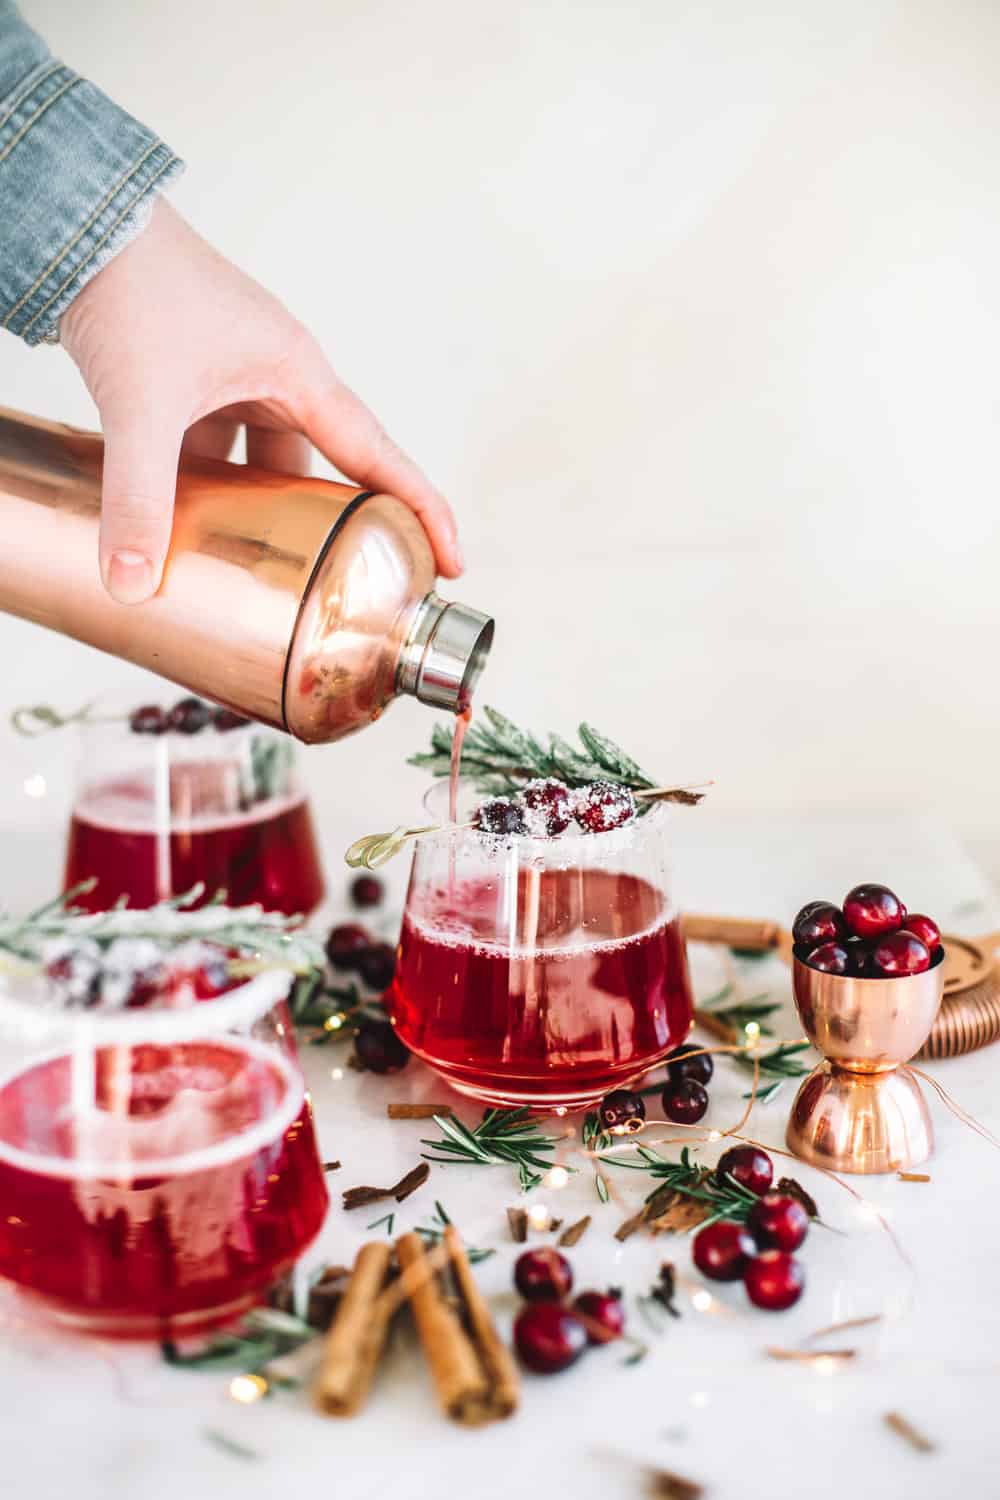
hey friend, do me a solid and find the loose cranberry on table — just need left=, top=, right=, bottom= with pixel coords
left=513, top=1303, right=588, bottom=1374
left=521, top=777, right=574, bottom=836
left=842, top=883, right=904, bottom=939
left=129, top=704, right=167, bottom=735
left=353, top=1019, right=409, bottom=1074
left=792, top=900, right=847, bottom=950
left=356, top=942, right=397, bottom=992
left=904, top=913, right=941, bottom=955
left=325, top=923, right=372, bottom=971
left=747, top=1193, right=810, bottom=1252
left=514, top=1248, right=574, bottom=1303
left=871, top=929, right=931, bottom=977
left=573, top=1290, right=626, bottom=1344
left=167, top=696, right=213, bottom=735
left=573, top=781, right=636, bottom=834
left=665, top=1044, right=714, bottom=1087
left=476, top=797, right=527, bottom=836
left=806, top=941, right=850, bottom=975
left=350, top=873, right=385, bottom=910
left=692, top=1220, right=756, bottom=1282
left=744, top=1250, right=805, bottom=1311
left=715, top=1144, right=773, bottom=1196
left=599, top=1088, right=646, bottom=1134
left=661, top=1079, right=709, bottom=1124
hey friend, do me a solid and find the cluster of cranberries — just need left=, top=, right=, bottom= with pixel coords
left=326, top=876, right=410, bottom=1074
left=692, top=1145, right=808, bottom=1311
left=475, top=777, right=637, bottom=839
left=511, top=1249, right=624, bottom=1374
left=44, top=938, right=238, bottom=1010
left=599, top=1043, right=715, bottom=1133
left=129, top=698, right=250, bottom=736
left=794, top=883, right=942, bottom=979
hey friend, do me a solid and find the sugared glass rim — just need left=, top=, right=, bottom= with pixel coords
left=420, top=777, right=669, bottom=854
left=0, top=965, right=293, bottom=1047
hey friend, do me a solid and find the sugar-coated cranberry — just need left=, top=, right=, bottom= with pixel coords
left=842, top=883, right=904, bottom=940
left=665, top=1045, right=714, bottom=1087
left=744, top=1250, right=805, bottom=1311
left=213, top=707, right=250, bottom=731
left=715, top=1145, right=773, bottom=1196
left=904, top=913, right=941, bottom=954
left=871, top=929, right=931, bottom=977
left=167, top=697, right=212, bottom=734
left=598, top=1088, right=646, bottom=1134
left=692, top=1220, right=756, bottom=1282
left=190, top=946, right=236, bottom=999
left=356, top=942, right=396, bottom=991
left=792, top=901, right=847, bottom=949
left=129, top=704, right=167, bottom=735
left=476, top=797, right=527, bottom=836
left=353, top=1019, right=409, bottom=1073
left=574, top=781, right=636, bottom=834
left=573, top=1290, right=626, bottom=1344
left=350, top=874, right=385, bottom=909
left=325, top=923, right=372, bottom=971
left=806, top=941, right=850, bottom=976
left=521, top=777, right=574, bottom=836
left=747, top=1193, right=810, bottom=1252
left=661, top=1079, right=709, bottom=1124
left=514, top=1248, right=574, bottom=1303
left=513, top=1303, right=588, bottom=1374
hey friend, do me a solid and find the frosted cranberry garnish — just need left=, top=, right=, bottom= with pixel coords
left=574, top=781, right=636, bottom=833
left=521, top=778, right=573, bottom=836
left=475, top=797, right=527, bottom=836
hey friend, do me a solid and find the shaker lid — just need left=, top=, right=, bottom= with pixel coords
left=397, top=592, right=494, bottom=711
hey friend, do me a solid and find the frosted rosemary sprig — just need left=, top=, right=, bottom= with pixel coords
left=0, top=882, right=323, bottom=974
left=409, top=706, right=660, bottom=798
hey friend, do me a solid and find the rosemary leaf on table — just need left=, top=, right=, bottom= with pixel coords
left=420, top=1107, right=568, bottom=1193
left=698, top=984, right=783, bottom=1037
left=582, top=1110, right=613, bottom=1202
left=603, top=1145, right=761, bottom=1231
left=415, top=1200, right=495, bottom=1263
left=735, top=1040, right=812, bottom=1100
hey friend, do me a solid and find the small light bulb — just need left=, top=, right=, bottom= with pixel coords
left=229, top=1373, right=268, bottom=1404
left=554, top=1106, right=568, bottom=1117
left=527, top=1203, right=550, bottom=1231
left=323, top=1014, right=344, bottom=1032
left=544, top=1166, right=569, bottom=1190
left=330, top=1067, right=344, bottom=1082
left=814, top=1356, right=837, bottom=1377
left=691, top=1290, right=713, bottom=1312
left=23, top=774, right=46, bottom=799
left=744, top=1021, right=760, bottom=1042
left=707, top=1129, right=722, bottom=1142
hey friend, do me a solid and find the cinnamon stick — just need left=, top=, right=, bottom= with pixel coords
left=387, top=1103, right=454, bottom=1119
left=693, top=1007, right=739, bottom=1045
left=313, top=1242, right=396, bottom=1417
left=396, top=1230, right=519, bottom=1425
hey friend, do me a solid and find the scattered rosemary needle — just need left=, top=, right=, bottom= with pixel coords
left=421, top=1107, right=569, bottom=1193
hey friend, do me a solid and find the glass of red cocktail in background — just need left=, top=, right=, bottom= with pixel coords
left=64, top=703, right=325, bottom=915
left=390, top=782, right=694, bottom=1109
left=0, top=961, right=328, bottom=1337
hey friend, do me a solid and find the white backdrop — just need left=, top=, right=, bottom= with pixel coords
left=2, top=0, right=999, bottom=905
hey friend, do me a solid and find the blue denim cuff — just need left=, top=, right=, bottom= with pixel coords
left=0, top=18, right=184, bottom=345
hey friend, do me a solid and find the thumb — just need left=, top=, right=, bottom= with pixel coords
left=98, top=415, right=183, bottom=604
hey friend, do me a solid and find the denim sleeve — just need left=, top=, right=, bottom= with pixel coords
left=0, top=1, right=184, bottom=345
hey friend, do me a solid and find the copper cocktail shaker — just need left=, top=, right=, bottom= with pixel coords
left=0, top=407, right=493, bottom=743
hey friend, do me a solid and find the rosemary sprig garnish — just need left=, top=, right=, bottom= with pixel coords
left=409, top=706, right=659, bottom=798
left=415, top=1200, right=496, bottom=1263
left=734, top=1040, right=812, bottom=1102
left=602, top=1145, right=760, bottom=1230
left=0, top=883, right=323, bottom=972
left=699, top=984, right=782, bottom=1037
left=421, top=1107, right=569, bottom=1193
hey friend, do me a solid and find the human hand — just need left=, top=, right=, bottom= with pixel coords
left=60, top=199, right=462, bottom=604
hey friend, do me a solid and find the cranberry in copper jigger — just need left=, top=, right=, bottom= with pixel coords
left=744, top=1251, right=805, bottom=1311
left=715, top=1145, right=773, bottom=1196
left=842, top=883, right=904, bottom=940
left=904, top=913, right=941, bottom=954
left=871, top=930, right=931, bottom=977
left=792, top=901, right=846, bottom=950
left=747, top=1193, right=810, bottom=1252
left=806, top=941, right=850, bottom=975
left=513, top=1303, right=588, bottom=1374
left=692, top=1221, right=756, bottom=1282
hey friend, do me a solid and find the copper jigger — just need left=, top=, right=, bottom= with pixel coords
left=786, top=952, right=945, bottom=1174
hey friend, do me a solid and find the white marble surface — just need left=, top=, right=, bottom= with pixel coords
left=3, top=812, right=1000, bottom=1500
